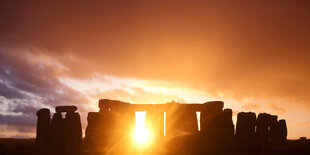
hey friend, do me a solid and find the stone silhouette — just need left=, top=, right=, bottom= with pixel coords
left=36, top=99, right=288, bottom=154
left=236, top=112, right=256, bottom=150
left=278, top=119, right=288, bottom=146
left=270, top=115, right=279, bottom=146
left=85, top=111, right=117, bottom=151
left=50, top=112, right=65, bottom=152
left=200, top=101, right=224, bottom=133
left=256, top=113, right=272, bottom=148
left=64, top=110, right=82, bottom=152
left=36, top=108, right=50, bottom=151
left=85, top=99, right=135, bottom=153
left=220, top=108, right=235, bottom=149
left=36, top=105, right=82, bottom=153
left=166, top=101, right=198, bottom=138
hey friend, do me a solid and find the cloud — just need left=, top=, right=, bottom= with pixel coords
left=0, top=114, right=36, bottom=127
left=0, top=80, right=25, bottom=99
left=265, top=102, right=287, bottom=115
left=0, top=49, right=92, bottom=137
left=92, top=87, right=186, bottom=104
left=241, top=103, right=262, bottom=112
left=1, top=0, right=310, bottom=108
left=290, top=121, right=310, bottom=127
left=0, top=49, right=89, bottom=108
left=0, top=0, right=310, bottom=138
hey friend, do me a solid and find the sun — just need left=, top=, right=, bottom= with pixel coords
left=133, top=112, right=152, bottom=147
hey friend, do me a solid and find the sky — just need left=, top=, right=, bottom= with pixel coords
left=0, top=0, right=310, bottom=139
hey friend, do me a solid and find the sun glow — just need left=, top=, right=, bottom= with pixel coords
left=133, top=112, right=151, bottom=147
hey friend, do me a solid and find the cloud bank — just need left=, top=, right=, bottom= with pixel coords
left=1, top=0, right=310, bottom=138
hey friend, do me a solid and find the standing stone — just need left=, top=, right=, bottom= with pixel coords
left=166, top=102, right=198, bottom=138
left=50, top=112, right=65, bottom=152
left=64, top=112, right=82, bottom=152
left=269, top=115, right=278, bottom=146
left=85, top=112, right=104, bottom=149
left=256, top=113, right=272, bottom=147
left=199, top=101, right=224, bottom=150
left=200, top=101, right=224, bottom=133
left=220, top=109, right=234, bottom=149
left=278, top=119, right=287, bottom=145
left=86, top=109, right=129, bottom=152
left=50, top=106, right=82, bottom=153
left=36, top=108, right=51, bottom=151
left=236, top=112, right=256, bottom=150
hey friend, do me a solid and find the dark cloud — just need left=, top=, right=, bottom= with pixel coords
left=0, top=114, right=36, bottom=127
left=11, top=102, right=37, bottom=115
left=0, top=50, right=89, bottom=109
left=0, top=49, right=90, bottom=131
left=0, top=79, right=25, bottom=99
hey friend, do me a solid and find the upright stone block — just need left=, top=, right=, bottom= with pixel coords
left=236, top=112, right=256, bottom=149
left=256, top=113, right=272, bottom=147
left=50, top=112, right=65, bottom=152
left=36, top=108, right=51, bottom=150
left=49, top=106, right=83, bottom=153
left=85, top=112, right=103, bottom=149
left=64, top=112, right=82, bottom=152
left=278, top=119, right=287, bottom=145
left=85, top=109, right=134, bottom=152
left=166, top=102, right=198, bottom=138
left=221, top=109, right=235, bottom=148
left=200, top=101, right=224, bottom=133
left=269, top=115, right=278, bottom=145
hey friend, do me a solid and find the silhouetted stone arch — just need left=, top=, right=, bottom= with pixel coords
left=49, top=106, right=82, bottom=153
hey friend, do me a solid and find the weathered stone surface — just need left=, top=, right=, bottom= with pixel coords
left=55, top=106, right=77, bottom=113
left=236, top=112, right=256, bottom=149
left=36, top=108, right=51, bottom=150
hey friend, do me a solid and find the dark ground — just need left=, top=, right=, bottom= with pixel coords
left=1, top=138, right=310, bottom=155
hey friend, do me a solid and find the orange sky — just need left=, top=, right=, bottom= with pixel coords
left=0, top=0, right=310, bottom=139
